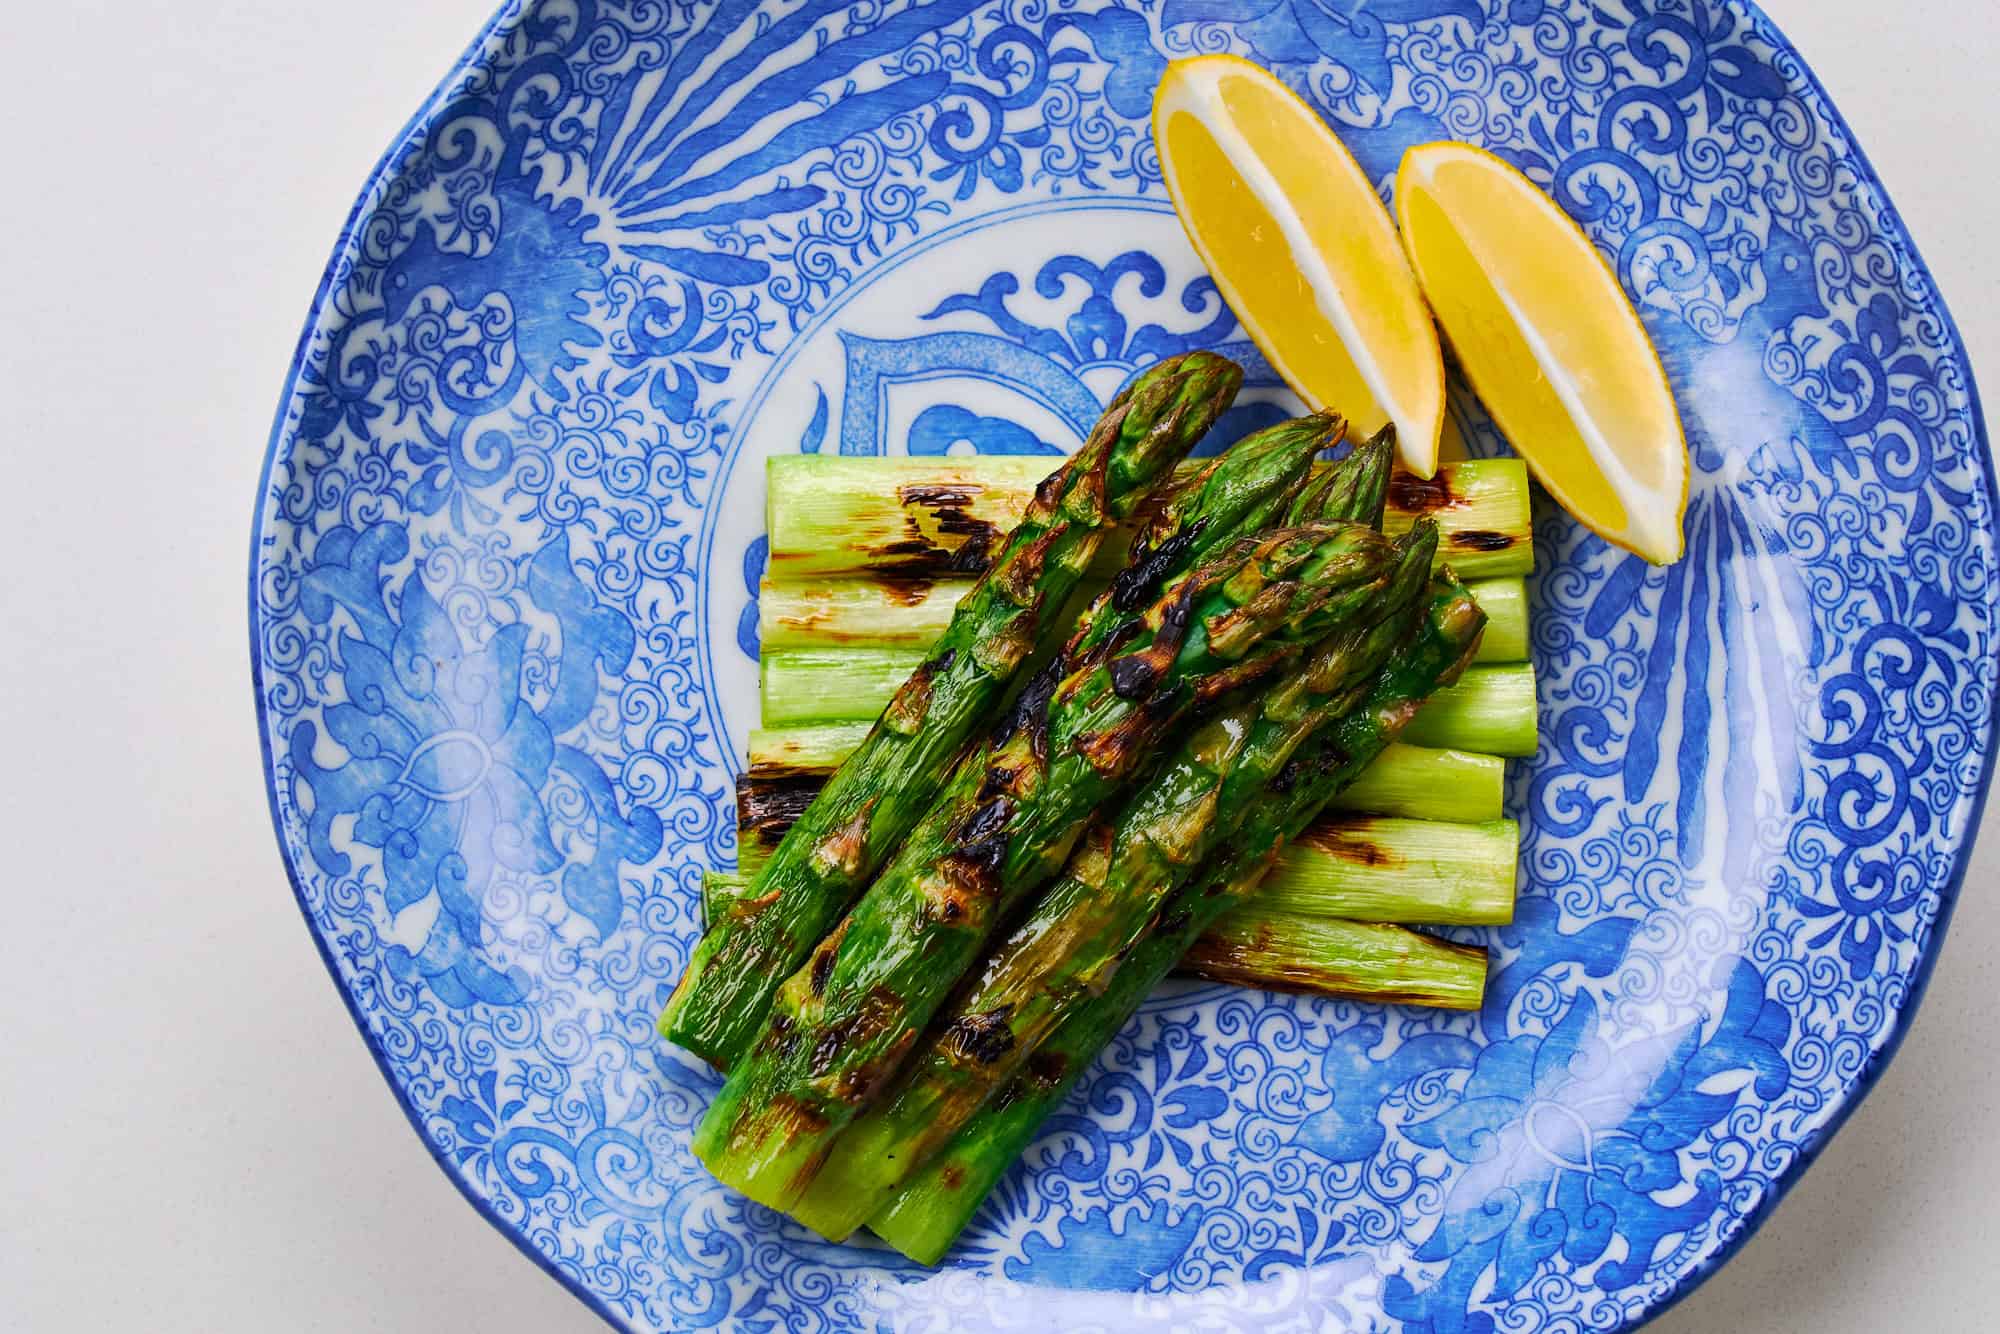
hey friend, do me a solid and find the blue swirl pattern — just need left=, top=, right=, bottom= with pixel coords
left=249, top=1, right=1993, bottom=1329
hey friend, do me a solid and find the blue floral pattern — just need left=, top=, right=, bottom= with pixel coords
left=249, top=1, right=1993, bottom=1330
left=288, top=523, right=662, bottom=1005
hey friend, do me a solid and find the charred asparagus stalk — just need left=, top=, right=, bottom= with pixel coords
left=661, top=352, right=1241, bottom=1067
left=710, top=841, right=1509, bottom=934
left=733, top=733, right=1505, bottom=878
left=695, top=522, right=1399, bottom=1211
left=786, top=525, right=1441, bottom=1240
left=1259, top=815, right=1517, bottom=925
left=718, top=815, right=1518, bottom=932
left=757, top=573, right=1530, bottom=661
left=702, top=869, right=1487, bottom=1004
left=1178, top=910, right=1485, bottom=1005
left=765, top=454, right=1533, bottom=580
left=758, top=649, right=1536, bottom=754
left=868, top=574, right=1489, bottom=1264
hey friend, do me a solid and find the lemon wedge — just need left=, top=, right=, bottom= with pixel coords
left=1395, top=141, right=1689, bottom=563
left=1153, top=55, right=1444, bottom=477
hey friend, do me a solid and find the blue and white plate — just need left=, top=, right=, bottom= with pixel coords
left=250, top=2, right=1994, bottom=1328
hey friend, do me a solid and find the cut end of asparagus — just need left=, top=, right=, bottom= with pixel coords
left=1328, top=743, right=1505, bottom=824
left=1182, top=910, right=1486, bottom=1010
left=1263, top=816, right=1519, bottom=926
left=1403, top=662, right=1538, bottom=757
left=758, top=652, right=1539, bottom=741
left=764, top=455, right=1533, bottom=580
left=760, top=574, right=1531, bottom=662
left=735, top=734, right=1510, bottom=882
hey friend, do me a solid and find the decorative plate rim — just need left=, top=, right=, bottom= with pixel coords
left=243, top=3, right=1996, bottom=1330
left=246, top=6, right=632, bottom=1327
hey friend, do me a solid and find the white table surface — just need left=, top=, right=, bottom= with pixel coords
left=1, top=2, right=1993, bottom=1330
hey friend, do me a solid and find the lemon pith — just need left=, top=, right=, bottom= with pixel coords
left=1153, top=55, right=1444, bottom=478
left=1395, top=141, right=1689, bottom=563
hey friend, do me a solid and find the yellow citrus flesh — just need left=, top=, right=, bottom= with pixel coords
left=1396, top=141, right=1689, bottom=563
left=1153, top=55, right=1445, bottom=477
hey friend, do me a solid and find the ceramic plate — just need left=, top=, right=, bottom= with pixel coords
left=250, top=1, right=1994, bottom=1328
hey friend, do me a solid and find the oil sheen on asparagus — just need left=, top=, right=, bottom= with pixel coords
left=733, top=731, right=1508, bottom=874
left=789, top=449, right=1433, bottom=1239
left=758, top=648, right=1537, bottom=752
left=696, top=521, right=1398, bottom=1209
left=701, top=869, right=1491, bottom=1003
left=763, top=454, right=1535, bottom=580
left=869, top=574, right=1490, bottom=1264
left=759, top=572, right=1531, bottom=661
left=660, top=352, right=1240, bottom=1066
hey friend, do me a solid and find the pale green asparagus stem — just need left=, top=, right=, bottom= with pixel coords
left=759, top=649, right=1536, bottom=755
left=1330, top=744, right=1505, bottom=824
left=701, top=868, right=1488, bottom=1006
left=765, top=455, right=1533, bottom=580
left=1399, top=662, right=1537, bottom=756
left=732, top=735, right=1505, bottom=879
left=1180, top=909, right=1486, bottom=1007
left=1259, top=816, right=1518, bottom=925
left=734, top=809, right=1519, bottom=917
left=757, top=573, right=1529, bottom=661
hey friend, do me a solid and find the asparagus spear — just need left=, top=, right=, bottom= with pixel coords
left=869, top=575, right=1489, bottom=1264
left=1399, top=661, right=1536, bottom=755
left=1180, top=909, right=1485, bottom=1006
left=736, top=724, right=1504, bottom=800
left=757, top=573, right=1531, bottom=661
left=700, top=869, right=1486, bottom=1005
left=1458, top=575, right=1527, bottom=661
left=1056, top=410, right=1352, bottom=662
left=720, top=816, right=1518, bottom=928
left=1259, top=815, right=1517, bottom=925
left=661, top=353, right=1241, bottom=1067
left=765, top=455, right=1534, bottom=579
left=732, top=812, right=1517, bottom=924
left=733, top=736, right=1505, bottom=878
left=759, top=648, right=1537, bottom=754
left=787, top=525, right=1436, bottom=1240
left=695, top=522, right=1398, bottom=1210
left=720, top=808, right=1512, bottom=936
left=1329, top=744, right=1504, bottom=826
